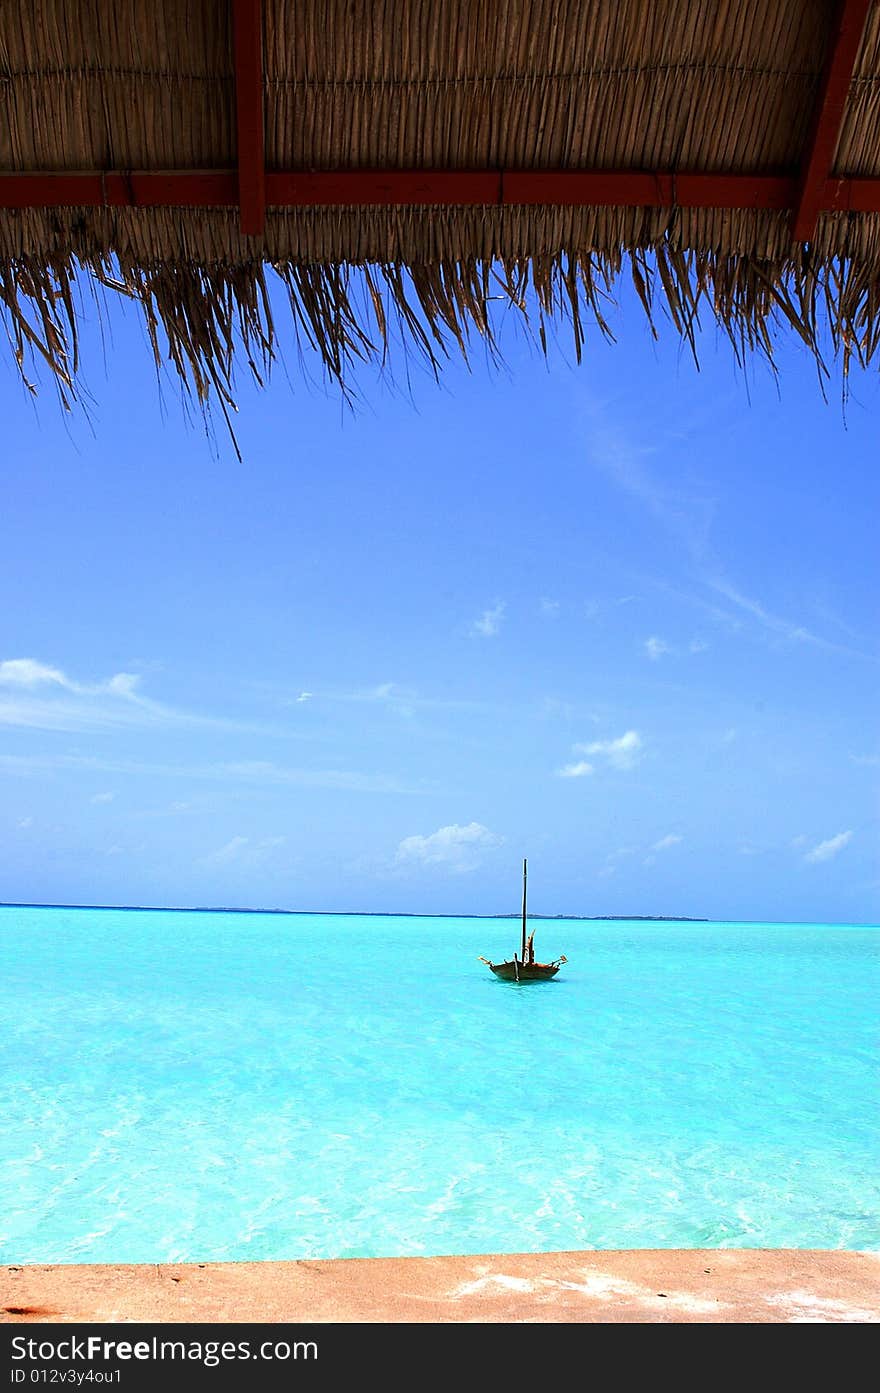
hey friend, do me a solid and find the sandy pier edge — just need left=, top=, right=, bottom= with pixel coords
left=3, top=1249, right=879, bottom=1323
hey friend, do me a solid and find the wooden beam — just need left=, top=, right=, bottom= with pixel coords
left=501, top=171, right=795, bottom=209
left=231, top=0, right=265, bottom=235
left=0, top=172, right=237, bottom=207
left=3, top=168, right=880, bottom=214
left=791, top=0, right=873, bottom=243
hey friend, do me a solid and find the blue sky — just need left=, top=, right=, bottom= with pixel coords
left=1, top=274, right=878, bottom=922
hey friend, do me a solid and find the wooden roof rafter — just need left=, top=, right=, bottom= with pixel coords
left=232, top=0, right=266, bottom=236
left=792, top=0, right=873, bottom=243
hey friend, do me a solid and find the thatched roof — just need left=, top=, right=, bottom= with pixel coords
left=3, top=0, right=880, bottom=421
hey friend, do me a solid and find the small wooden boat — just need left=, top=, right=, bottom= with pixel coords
left=480, top=859, right=566, bottom=982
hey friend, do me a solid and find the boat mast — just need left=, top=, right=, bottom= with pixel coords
left=521, top=858, right=527, bottom=962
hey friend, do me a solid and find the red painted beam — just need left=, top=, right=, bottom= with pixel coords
left=266, top=170, right=501, bottom=206
left=3, top=168, right=880, bottom=213
left=0, top=172, right=237, bottom=207
left=792, top=0, right=873, bottom=243
left=826, top=174, right=880, bottom=210
left=231, top=0, right=265, bottom=236
left=502, top=171, right=795, bottom=209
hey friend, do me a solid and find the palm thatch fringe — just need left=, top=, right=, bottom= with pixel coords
left=3, top=204, right=880, bottom=426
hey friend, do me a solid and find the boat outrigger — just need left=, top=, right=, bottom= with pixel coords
left=480, top=859, right=566, bottom=981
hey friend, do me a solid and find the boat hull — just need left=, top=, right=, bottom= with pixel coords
left=488, top=960, right=561, bottom=981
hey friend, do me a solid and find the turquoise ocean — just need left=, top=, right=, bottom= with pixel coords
left=2, top=905, right=877, bottom=1263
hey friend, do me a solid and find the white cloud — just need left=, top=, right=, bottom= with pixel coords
left=804, top=831, right=853, bottom=864
left=105, top=673, right=141, bottom=697
left=205, top=835, right=250, bottom=864
left=0, top=657, right=280, bottom=736
left=556, top=761, right=594, bottom=778
left=18, top=816, right=33, bottom=829
left=296, top=691, right=313, bottom=703
left=644, top=637, right=706, bottom=660
left=645, top=637, right=670, bottom=661
left=721, top=728, right=737, bottom=744
left=652, top=834, right=682, bottom=852
left=90, top=791, right=115, bottom=804
left=575, top=730, right=643, bottom=770
left=396, top=822, right=503, bottom=874
left=201, top=834, right=287, bottom=868
left=540, top=598, right=560, bottom=617
left=0, top=657, right=140, bottom=697
left=850, top=752, right=880, bottom=767
left=471, top=601, right=505, bottom=638
left=0, top=658, right=71, bottom=689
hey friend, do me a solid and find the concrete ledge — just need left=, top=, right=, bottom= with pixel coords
left=3, top=1250, right=879, bottom=1323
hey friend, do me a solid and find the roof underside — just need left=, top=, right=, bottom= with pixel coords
left=3, top=0, right=880, bottom=417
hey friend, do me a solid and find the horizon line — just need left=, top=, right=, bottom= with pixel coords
left=0, top=900, right=875, bottom=927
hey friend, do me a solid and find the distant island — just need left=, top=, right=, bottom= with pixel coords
left=491, top=913, right=709, bottom=921
left=1, top=902, right=707, bottom=921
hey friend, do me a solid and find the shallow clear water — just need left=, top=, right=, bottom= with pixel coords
left=1, top=906, right=877, bottom=1262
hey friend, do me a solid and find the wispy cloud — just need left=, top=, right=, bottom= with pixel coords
left=539, top=598, right=560, bottom=618
left=324, top=681, right=491, bottom=721
left=18, top=816, right=33, bottom=829
left=645, top=636, right=670, bottom=661
left=296, top=692, right=312, bottom=703
left=574, top=730, right=643, bottom=770
left=0, top=656, right=294, bottom=736
left=644, top=832, right=683, bottom=865
left=201, top=834, right=287, bottom=867
left=804, top=830, right=853, bottom=864
left=644, top=636, right=706, bottom=660
left=583, top=399, right=716, bottom=563
left=395, top=822, right=503, bottom=873
left=705, top=580, right=875, bottom=660
left=471, top=601, right=505, bottom=638
left=556, top=760, right=594, bottom=779
left=0, top=658, right=146, bottom=698
left=0, top=751, right=421, bottom=795
left=707, top=580, right=821, bottom=646
left=204, top=835, right=250, bottom=865
left=352, top=682, right=418, bottom=717
left=90, top=791, right=115, bottom=804
left=802, top=830, right=852, bottom=863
